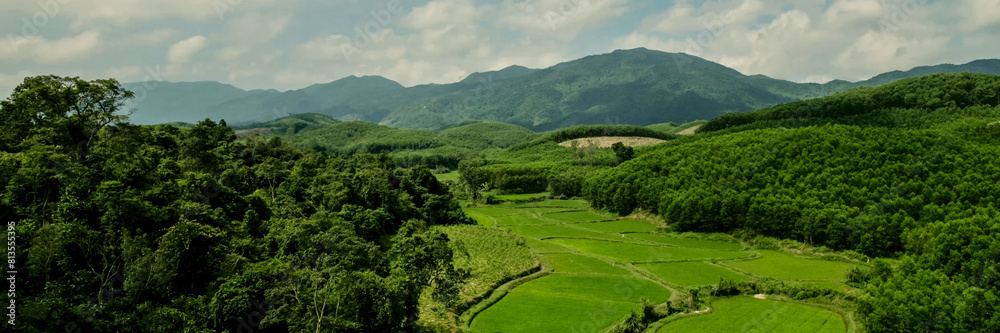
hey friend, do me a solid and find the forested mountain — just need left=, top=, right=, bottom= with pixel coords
left=121, top=81, right=279, bottom=125
left=700, top=73, right=1000, bottom=133
left=122, top=49, right=1000, bottom=130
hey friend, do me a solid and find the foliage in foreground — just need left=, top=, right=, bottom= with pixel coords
left=1, top=76, right=472, bottom=332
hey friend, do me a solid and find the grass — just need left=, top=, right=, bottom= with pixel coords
left=503, top=225, right=624, bottom=241
left=495, top=192, right=550, bottom=201
left=658, top=296, right=846, bottom=333
left=438, top=225, right=536, bottom=303
left=637, top=262, right=748, bottom=287
left=460, top=197, right=859, bottom=333
left=626, top=233, right=744, bottom=251
left=541, top=211, right=613, bottom=222
left=575, top=220, right=660, bottom=233
left=543, top=253, right=631, bottom=275
left=464, top=206, right=522, bottom=217
left=466, top=211, right=494, bottom=227
left=546, top=239, right=752, bottom=263
left=433, top=171, right=461, bottom=182
left=471, top=275, right=670, bottom=333
left=515, top=207, right=577, bottom=214
left=494, top=214, right=561, bottom=225
left=512, top=275, right=670, bottom=303
left=792, top=281, right=855, bottom=292
left=721, top=250, right=858, bottom=281
left=470, top=292, right=640, bottom=333
left=513, top=200, right=589, bottom=209
left=524, top=238, right=573, bottom=253
left=418, top=225, right=536, bottom=331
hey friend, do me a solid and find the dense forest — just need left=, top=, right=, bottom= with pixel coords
left=700, top=73, right=1000, bottom=134
left=584, top=73, right=1000, bottom=332
left=0, top=76, right=473, bottom=332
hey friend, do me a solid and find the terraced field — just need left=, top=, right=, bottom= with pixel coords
left=722, top=250, right=858, bottom=281
left=546, top=238, right=752, bottom=262
left=462, top=198, right=854, bottom=333
left=658, top=296, right=847, bottom=333
left=638, top=261, right=748, bottom=286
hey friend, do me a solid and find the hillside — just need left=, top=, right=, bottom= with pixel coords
left=700, top=73, right=1000, bottom=134
left=122, top=81, right=278, bottom=124
left=122, top=50, right=1000, bottom=131
left=231, top=113, right=340, bottom=138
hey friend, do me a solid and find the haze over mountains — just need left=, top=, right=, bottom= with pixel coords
left=124, top=48, right=1000, bottom=131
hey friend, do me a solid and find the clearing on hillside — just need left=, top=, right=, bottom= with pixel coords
left=676, top=125, right=702, bottom=135
left=658, top=296, right=846, bottom=333
left=558, top=136, right=666, bottom=148
left=471, top=275, right=670, bottom=333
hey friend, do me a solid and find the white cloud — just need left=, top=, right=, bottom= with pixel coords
left=497, top=0, right=630, bottom=40
left=0, top=31, right=103, bottom=64
left=0, top=70, right=34, bottom=99
left=608, top=0, right=988, bottom=83
left=167, top=35, right=208, bottom=64
left=640, top=0, right=765, bottom=34
left=957, top=0, right=1000, bottom=31
left=3, top=0, right=999, bottom=97
left=834, top=30, right=950, bottom=74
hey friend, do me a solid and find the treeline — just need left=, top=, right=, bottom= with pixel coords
left=858, top=207, right=1000, bottom=332
left=458, top=139, right=621, bottom=197
left=258, top=120, right=537, bottom=171
left=700, top=73, right=1000, bottom=133
left=1, top=76, right=471, bottom=332
left=584, top=125, right=1000, bottom=257
left=448, top=124, right=675, bottom=197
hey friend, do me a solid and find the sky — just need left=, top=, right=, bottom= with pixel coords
left=1, top=0, right=997, bottom=95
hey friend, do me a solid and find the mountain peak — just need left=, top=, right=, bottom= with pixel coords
left=460, top=65, right=539, bottom=84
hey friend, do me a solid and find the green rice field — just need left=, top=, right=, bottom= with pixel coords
left=575, top=220, right=661, bottom=233
left=459, top=198, right=855, bottom=333
left=471, top=275, right=670, bottom=333
left=658, top=296, right=846, bottom=333
left=546, top=238, right=753, bottom=263
left=541, top=211, right=613, bottom=222
left=625, top=233, right=744, bottom=251
left=722, top=250, right=857, bottom=281
left=638, top=261, right=749, bottom=286
left=544, top=253, right=630, bottom=275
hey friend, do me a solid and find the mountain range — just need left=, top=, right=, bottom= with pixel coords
left=123, top=48, right=1000, bottom=130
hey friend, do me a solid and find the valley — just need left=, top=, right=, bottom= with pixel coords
left=439, top=196, right=856, bottom=333
left=4, top=60, right=1000, bottom=333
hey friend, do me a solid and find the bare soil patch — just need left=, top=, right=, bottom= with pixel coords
left=558, top=136, right=666, bottom=148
